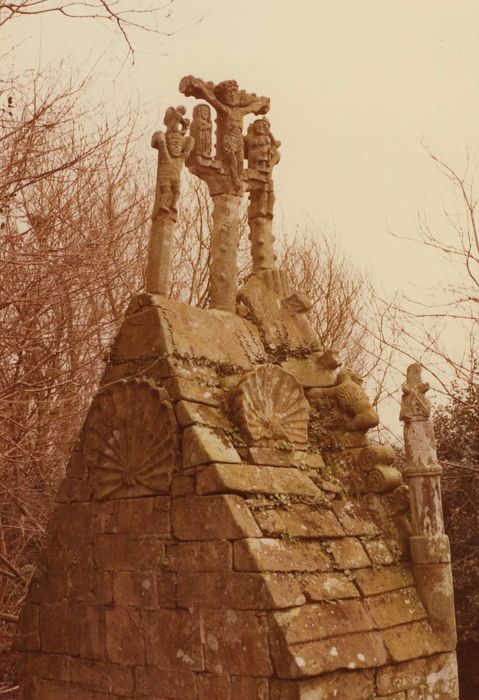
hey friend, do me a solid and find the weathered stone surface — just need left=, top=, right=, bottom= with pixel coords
left=326, top=537, right=370, bottom=569
left=382, top=620, right=448, bottom=662
left=202, top=608, right=273, bottom=676
left=271, top=630, right=388, bottom=678
left=301, top=572, right=360, bottom=601
left=40, top=604, right=80, bottom=656
left=234, top=538, right=330, bottom=572
left=363, top=538, right=394, bottom=565
left=135, top=665, right=198, bottom=698
left=69, top=658, right=134, bottom=696
left=105, top=606, right=145, bottom=665
left=197, top=673, right=231, bottom=699
left=271, top=668, right=375, bottom=699
left=271, top=599, right=374, bottom=645
left=366, top=586, right=427, bottom=629
left=353, top=564, right=415, bottom=596
left=94, top=534, right=166, bottom=571
left=247, top=446, right=325, bottom=468
left=167, top=540, right=232, bottom=572
left=177, top=571, right=306, bottom=609
left=183, top=425, right=241, bottom=468
left=377, top=652, right=459, bottom=697
left=13, top=605, right=40, bottom=652
left=144, top=609, right=203, bottom=670
left=78, top=605, right=105, bottom=660
left=171, top=495, right=261, bottom=540
left=197, top=463, right=322, bottom=497
left=115, top=496, right=170, bottom=535
left=253, top=503, right=343, bottom=538
left=175, top=400, right=232, bottom=429
left=331, top=500, right=379, bottom=536
left=376, top=656, right=427, bottom=694
left=231, top=675, right=269, bottom=699
left=113, top=571, right=157, bottom=607
left=20, top=652, right=70, bottom=682
left=163, top=376, right=223, bottom=406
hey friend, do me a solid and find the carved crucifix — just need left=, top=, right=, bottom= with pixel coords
left=179, top=76, right=270, bottom=192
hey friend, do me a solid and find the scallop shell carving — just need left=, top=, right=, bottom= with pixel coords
left=232, top=364, right=309, bottom=445
left=84, top=379, right=177, bottom=500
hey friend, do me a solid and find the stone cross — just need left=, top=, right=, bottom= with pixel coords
left=179, top=75, right=273, bottom=312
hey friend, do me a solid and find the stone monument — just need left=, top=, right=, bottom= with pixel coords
left=13, top=77, right=459, bottom=699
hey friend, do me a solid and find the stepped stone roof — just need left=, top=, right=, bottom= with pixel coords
left=13, top=288, right=459, bottom=699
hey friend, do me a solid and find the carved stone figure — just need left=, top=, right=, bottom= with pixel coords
left=307, top=368, right=379, bottom=432
left=244, top=117, right=281, bottom=172
left=146, top=106, right=194, bottom=296
left=399, top=362, right=431, bottom=422
left=190, top=103, right=212, bottom=158
left=151, top=106, right=194, bottom=220
left=179, top=75, right=270, bottom=191
left=84, top=379, right=177, bottom=499
left=232, top=364, right=309, bottom=445
left=163, top=104, right=190, bottom=134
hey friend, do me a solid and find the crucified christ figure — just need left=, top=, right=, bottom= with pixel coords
left=179, top=76, right=270, bottom=191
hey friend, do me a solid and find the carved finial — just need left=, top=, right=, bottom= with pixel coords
left=399, top=363, right=431, bottom=423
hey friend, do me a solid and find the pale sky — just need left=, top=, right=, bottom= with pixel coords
left=6, top=0, right=479, bottom=292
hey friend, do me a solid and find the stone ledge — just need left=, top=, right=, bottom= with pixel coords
left=196, top=463, right=322, bottom=498
left=234, top=538, right=331, bottom=573
left=271, top=629, right=388, bottom=679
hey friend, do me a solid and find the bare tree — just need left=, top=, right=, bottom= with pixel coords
left=0, top=0, right=179, bottom=53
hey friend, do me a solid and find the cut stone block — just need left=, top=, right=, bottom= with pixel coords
left=271, top=668, right=375, bottom=700
left=183, top=426, right=241, bottom=468
left=365, top=586, right=427, bottom=629
left=202, top=608, right=273, bottom=676
left=171, top=495, right=261, bottom=540
left=143, top=609, right=204, bottom=671
left=382, top=620, right=448, bottom=662
left=197, top=463, right=322, bottom=497
left=271, top=630, right=388, bottom=678
left=326, top=537, right=371, bottom=569
left=253, top=503, right=344, bottom=538
left=177, top=571, right=306, bottom=610
left=271, top=599, right=374, bottom=645
left=353, top=564, right=415, bottom=595
left=234, top=538, right=331, bottom=572
left=247, top=446, right=325, bottom=469
left=175, top=400, right=232, bottom=429
left=167, top=540, right=233, bottom=572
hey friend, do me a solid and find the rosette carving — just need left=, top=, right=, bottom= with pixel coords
left=84, top=379, right=177, bottom=500
left=232, top=364, right=309, bottom=445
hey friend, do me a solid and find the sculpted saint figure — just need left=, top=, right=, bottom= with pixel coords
left=151, top=105, right=194, bottom=220
left=179, top=75, right=270, bottom=191
left=244, top=117, right=281, bottom=172
left=190, top=103, right=212, bottom=158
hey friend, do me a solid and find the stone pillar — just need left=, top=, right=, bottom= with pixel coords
left=400, top=363, right=457, bottom=648
left=210, top=193, right=242, bottom=312
left=248, top=185, right=276, bottom=271
left=145, top=217, right=175, bottom=295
